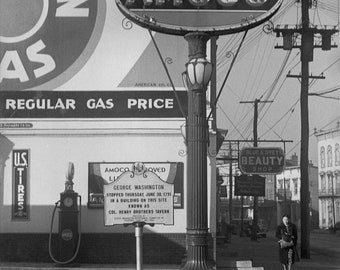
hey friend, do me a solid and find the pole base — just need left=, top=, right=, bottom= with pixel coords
left=55, top=262, right=80, bottom=268
left=182, top=260, right=214, bottom=270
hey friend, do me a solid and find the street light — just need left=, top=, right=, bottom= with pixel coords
left=184, top=58, right=213, bottom=91
left=182, top=32, right=214, bottom=270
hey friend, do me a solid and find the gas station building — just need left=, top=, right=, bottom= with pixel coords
left=0, top=1, right=218, bottom=264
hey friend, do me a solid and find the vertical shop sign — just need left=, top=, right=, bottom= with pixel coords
left=12, top=150, right=29, bottom=220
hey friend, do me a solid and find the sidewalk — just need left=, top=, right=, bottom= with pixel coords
left=0, top=231, right=339, bottom=270
left=0, top=263, right=179, bottom=270
left=216, top=230, right=340, bottom=270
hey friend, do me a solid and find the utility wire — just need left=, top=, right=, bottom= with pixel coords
left=207, top=30, right=248, bottom=122
left=147, top=29, right=186, bottom=119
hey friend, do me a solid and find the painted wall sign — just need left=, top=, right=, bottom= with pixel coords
left=234, top=174, right=265, bottom=196
left=104, top=163, right=174, bottom=225
left=239, top=147, right=285, bottom=174
left=0, top=0, right=106, bottom=90
left=89, top=162, right=184, bottom=209
left=12, top=149, right=29, bottom=220
left=116, top=0, right=283, bottom=35
left=0, top=91, right=187, bottom=118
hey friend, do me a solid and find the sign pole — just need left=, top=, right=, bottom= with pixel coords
left=135, top=222, right=144, bottom=270
left=240, top=98, right=273, bottom=241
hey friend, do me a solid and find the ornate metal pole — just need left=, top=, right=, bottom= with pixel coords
left=182, top=32, right=213, bottom=270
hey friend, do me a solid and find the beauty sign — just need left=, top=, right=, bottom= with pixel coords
left=104, top=163, right=174, bottom=225
left=239, top=147, right=285, bottom=174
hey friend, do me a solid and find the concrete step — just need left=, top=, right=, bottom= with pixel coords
left=217, top=266, right=264, bottom=270
left=217, top=260, right=252, bottom=268
left=216, top=260, right=264, bottom=270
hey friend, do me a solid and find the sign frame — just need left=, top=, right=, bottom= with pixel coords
left=116, top=0, right=283, bottom=36
left=88, top=161, right=184, bottom=209
left=234, top=174, right=265, bottom=197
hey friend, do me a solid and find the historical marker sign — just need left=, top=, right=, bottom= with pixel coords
left=234, top=174, right=265, bottom=196
left=239, top=147, right=285, bottom=174
left=116, top=0, right=283, bottom=35
left=104, top=163, right=174, bottom=225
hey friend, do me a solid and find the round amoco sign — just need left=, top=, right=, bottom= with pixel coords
left=0, top=0, right=106, bottom=90
left=116, top=0, right=283, bottom=36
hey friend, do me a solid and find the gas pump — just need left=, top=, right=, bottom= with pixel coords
left=49, top=162, right=82, bottom=265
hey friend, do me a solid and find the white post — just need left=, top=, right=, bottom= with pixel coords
left=135, top=222, right=143, bottom=270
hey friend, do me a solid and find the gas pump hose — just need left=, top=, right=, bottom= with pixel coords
left=48, top=196, right=82, bottom=265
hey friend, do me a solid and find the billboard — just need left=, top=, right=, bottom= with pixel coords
left=0, top=0, right=188, bottom=91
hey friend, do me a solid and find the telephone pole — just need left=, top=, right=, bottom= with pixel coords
left=240, top=98, right=273, bottom=241
left=274, top=0, right=338, bottom=259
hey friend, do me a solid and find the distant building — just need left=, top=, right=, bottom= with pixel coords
left=276, top=155, right=319, bottom=229
left=315, top=122, right=340, bottom=229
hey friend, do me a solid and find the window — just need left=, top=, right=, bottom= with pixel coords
left=335, top=174, right=340, bottom=195
left=327, top=145, right=333, bottom=167
left=320, top=174, right=326, bottom=192
left=335, top=143, right=340, bottom=166
left=320, top=146, right=325, bottom=168
left=328, top=174, right=334, bottom=194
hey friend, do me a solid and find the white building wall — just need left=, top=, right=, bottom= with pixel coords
left=0, top=119, right=215, bottom=234
left=276, top=165, right=318, bottom=227
left=316, top=127, right=340, bottom=229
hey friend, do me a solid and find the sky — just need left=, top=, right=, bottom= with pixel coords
left=214, top=0, right=340, bottom=165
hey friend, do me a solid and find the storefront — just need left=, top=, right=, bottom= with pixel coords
left=0, top=1, right=217, bottom=264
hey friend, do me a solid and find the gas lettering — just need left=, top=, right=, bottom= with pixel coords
left=56, top=0, right=90, bottom=17
left=87, top=98, right=114, bottom=109
left=0, top=40, right=56, bottom=83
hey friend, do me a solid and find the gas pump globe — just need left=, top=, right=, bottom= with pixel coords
left=60, top=162, right=78, bottom=211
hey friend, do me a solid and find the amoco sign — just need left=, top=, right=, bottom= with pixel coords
left=116, top=0, right=283, bottom=35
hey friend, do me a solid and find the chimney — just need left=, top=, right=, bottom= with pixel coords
left=292, top=153, right=298, bottom=166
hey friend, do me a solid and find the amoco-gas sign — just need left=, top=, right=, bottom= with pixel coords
left=116, top=0, right=283, bottom=35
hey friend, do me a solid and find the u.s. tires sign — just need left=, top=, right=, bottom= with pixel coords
left=116, top=0, right=283, bottom=35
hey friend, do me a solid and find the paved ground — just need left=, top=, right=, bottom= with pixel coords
left=0, top=230, right=339, bottom=269
left=216, top=229, right=340, bottom=270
